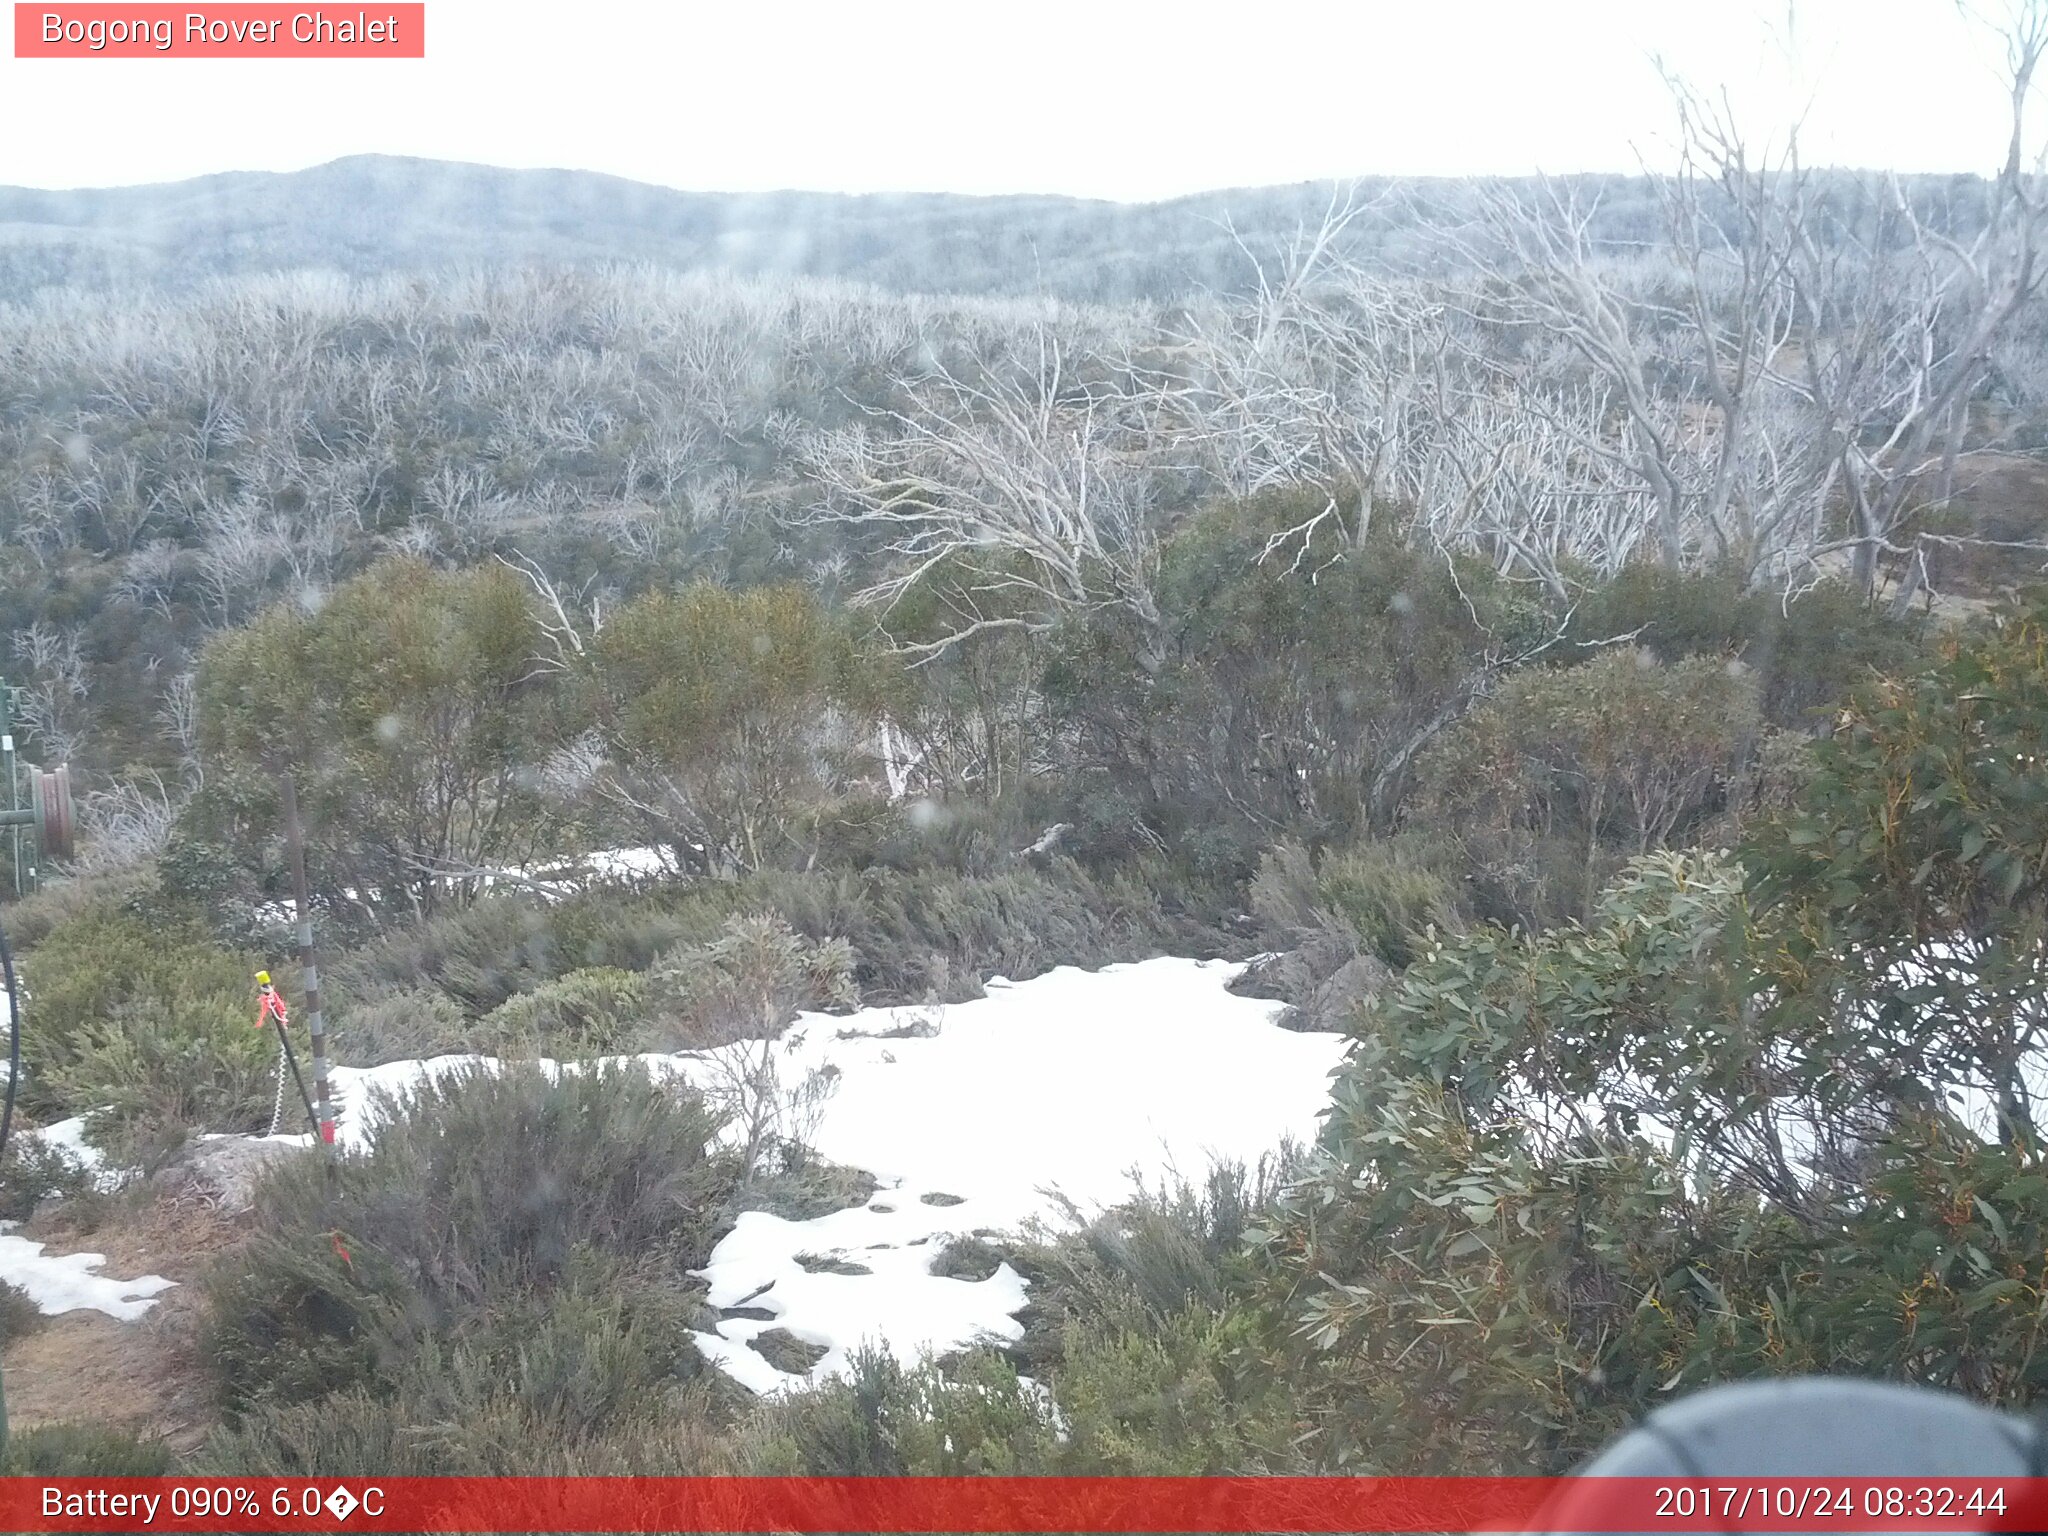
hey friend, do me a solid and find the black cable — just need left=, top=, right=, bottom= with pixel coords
left=273, top=1023, right=320, bottom=1139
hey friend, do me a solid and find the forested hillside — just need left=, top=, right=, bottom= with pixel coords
left=0, top=158, right=1416, bottom=299
left=0, top=154, right=2024, bottom=302
left=2, top=26, right=2048, bottom=1481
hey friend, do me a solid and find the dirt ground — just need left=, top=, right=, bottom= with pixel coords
left=1926, top=450, right=2048, bottom=598
left=3, top=1191, right=236, bottom=1455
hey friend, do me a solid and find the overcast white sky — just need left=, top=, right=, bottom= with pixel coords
left=0, top=1, right=2028, bottom=200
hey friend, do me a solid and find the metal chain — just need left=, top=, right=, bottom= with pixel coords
left=267, top=1032, right=288, bottom=1137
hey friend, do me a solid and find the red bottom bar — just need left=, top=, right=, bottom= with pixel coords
left=6, top=1476, right=2048, bottom=1533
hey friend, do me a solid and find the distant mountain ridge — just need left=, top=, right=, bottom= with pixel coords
left=0, top=153, right=1621, bottom=303
left=0, top=154, right=2001, bottom=304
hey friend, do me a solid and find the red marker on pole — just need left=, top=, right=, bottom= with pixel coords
left=254, top=970, right=321, bottom=1140
left=256, top=975, right=289, bottom=1028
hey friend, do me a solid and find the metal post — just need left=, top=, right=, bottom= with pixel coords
left=0, top=681, right=73, bottom=897
left=1, top=678, right=24, bottom=897
left=278, top=772, right=337, bottom=1146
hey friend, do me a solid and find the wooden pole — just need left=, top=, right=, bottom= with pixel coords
left=278, top=772, right=337, bottom=1146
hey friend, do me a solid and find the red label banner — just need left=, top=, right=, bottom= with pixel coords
left=2, top=1476, right=2046, bottom=1533
left=14, top=4, right=424, bottom=57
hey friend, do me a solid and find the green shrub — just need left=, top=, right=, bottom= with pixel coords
left=328, top=896, right=560, bottom=1018
left=1252, top=835, right=1463, bottom=971
left=1413, top=647, right=1760, bottom=927
left=584, top=582, right=879, bottom=876
left=0, top=1135, right=99, bottom=1222
left=1010, top=1163, right=1292, bottom=1376
left=3, top=1421, right=172, bottom=1476
left=645, top=917, right=854, bottom=1186
left=52, top=1005, right=275, bottom=1165
left=329, top=860, right=1232, bottom=1032
left=1168, top=819, right=1265, bottom=889
left=327, top=887, right=704, bottom=1023
left=1566, top=565, right=1761, bottom=668
left=484, top=967, right=649, bottom=1055
left=742, top=1347, right=1058, bottom=1475
left=0, top=1277, right=44, bottom=1342
left=201, top=1063, right=733, bottom=1417
left=328, top=987, right=471, bottom=1065
left=1567, top=567, right=1924, bottom=726
left=647, top=916, right=855, bottom=1050
left=1314, top=837, right=1463, bottom=968
left=205, top=1245, right=739, bottom=1473
left=818, top=796, right=1028, bottom=879
left=1248, top=842, right=1332, bottom=950
left=1044, top=491, right=1547, bottom=842
left=2, top=866, right=157, bottom=951
left=745, top=1317, right=1302, bottom=1477
left=929, top=1236, right=1007, bottom=1283
left=16, top=893, right=272, bottom=1148
left=402, top=1262, right=707, bottom=1435
left=1255, top=832, right=2048, bottom=1472
left=209, top=1377, right=740, bottom=1477
left=742, top=1159, right=880, bottom=1222
left=208, top=1389, right=473, bottom=1477
left=821, top=859, right=1231, bottom=1003
left=1047, top=1302, right=1301, bottom=1473
left=542, top=890, right=725, bottom=974
left=187, top=558, right=564, bottom=924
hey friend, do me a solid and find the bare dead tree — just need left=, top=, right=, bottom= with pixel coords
left=1364, top=600, right=1645, bottom=825
left=1773, top=5, right=2048, bottom=600
left=12, top=622, right=91, bottom=764
left=1138, top=185, right=1445, bottom=555
left=70, top=770, right=179, bottom=875
left=111, top=538, right=186, bottom=619
left=1453, top=6, right=2048, bottom=599
left=801, top=326, right=1165, bottom=664
left=190, top=493, right=286, bottom=625
left=1408, top=371, right=1656, bottom=601
left=157, top=670, right=203, bottom=787
left=496, top=549, right=604, bottom=676
left=1459, top=174, right=1748, bottom=576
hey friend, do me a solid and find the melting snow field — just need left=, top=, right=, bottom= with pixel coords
left=0, top=1118, right=178, bottom=1321
left=245, top=957, right=1348, bottom=1393
left=680, top=958, right=1346, bottom=1391
left=0, top=1229, right=176, bottom=1321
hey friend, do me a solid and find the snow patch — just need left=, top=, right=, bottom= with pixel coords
left=26, top=1114, right=124, bottom=1191
left=669, top=957, right=1345, bottom=1393
left=0, top=1113, right=172, bottom=1319
left=692, top=1206, right=1031, bottom=1387
left=0, top=1230, right=175, bottom=1320
left=176, top=958, right=1349, bottom=1394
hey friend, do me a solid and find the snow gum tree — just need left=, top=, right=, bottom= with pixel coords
left=1412, top=647, right=1762, bottom=925
left=1264, top=600, right=2048, bottom=1471
left=1747, top=592, right=2048, bottom=1150
left=580, top=583, right=879, bottom=876
left=180, top=557, right=559, bottom=924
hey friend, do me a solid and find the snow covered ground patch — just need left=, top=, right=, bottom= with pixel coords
left=690, top=1205, right=1033, bottom=1394
left=26, top=1114, right=124, bottom=1192
left=0, top=1114, right=177, bottom=1319
left=686, top=958, right=1341, bottom=1228
left=235, top=956, right=1345, bottom=1394
left=0, top=1229, right=175, bottom=1320
left=669, top=957, right=1344, bottom=1393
